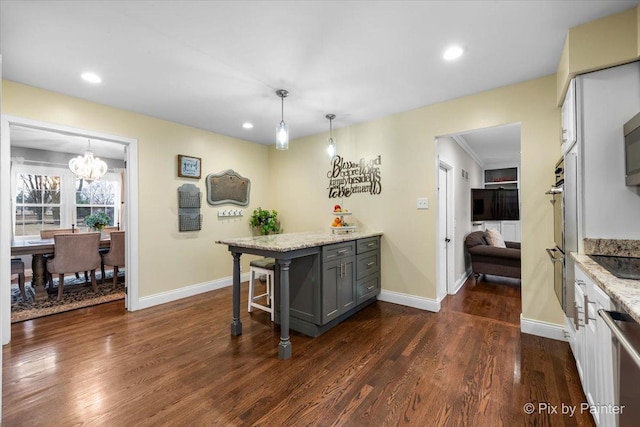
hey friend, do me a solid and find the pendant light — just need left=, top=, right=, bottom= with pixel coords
left=68, top=139, right=108, bottom=181
left=326, top=114, right=336, bottom=157
left=275, top=89, right=289, bottom=150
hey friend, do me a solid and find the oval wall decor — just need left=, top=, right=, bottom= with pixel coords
left=206, top=169, right=251, bottom=206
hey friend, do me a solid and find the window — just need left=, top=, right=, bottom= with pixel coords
left=75, top=179, right=118, bottom=228
left=12, top=163, right=121, bottom=238
left=15, top=172, right=62, bottom=237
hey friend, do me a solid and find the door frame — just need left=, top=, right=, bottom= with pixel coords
left=436, top=160, right=455, bottom=299
left=1, top=115, right=140, bottom=344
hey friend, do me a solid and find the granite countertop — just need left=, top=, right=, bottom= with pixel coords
left=572, top=251, right=640, bottom=324
left=216, top=230, right=383, bottom=252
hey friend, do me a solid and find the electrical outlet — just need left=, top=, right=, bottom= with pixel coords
left=417, top=198, right=429, bottom=209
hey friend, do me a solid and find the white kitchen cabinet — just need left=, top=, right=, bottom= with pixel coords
left=573, top=264, right=616, bottom=427
left=484, top=220, right=521, bottom=243
left=561, top=78, right=577, bottom=154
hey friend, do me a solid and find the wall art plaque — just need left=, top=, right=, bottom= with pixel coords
left=206, top=169, right=251, bottom=206
left=327, top=155, right=382, bottom=198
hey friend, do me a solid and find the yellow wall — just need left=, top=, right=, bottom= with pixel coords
left=2, top=80, right=270, bottom=297
left=557, top=5, right=639, bottom=104
left=269, top=75, right=564, bottom=325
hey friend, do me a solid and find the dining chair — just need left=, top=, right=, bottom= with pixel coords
left=100, top=231, right=125, bottom=286
left=46, top=232, right=101, bottom=300
left=40, top=228, right=87, bottom=287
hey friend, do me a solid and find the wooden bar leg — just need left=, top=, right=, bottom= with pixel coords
left=230, top=252, right=242, bottom=336
left=278, top=259, right=292, bottom=360
left=31, top=254, right=49, bottom=302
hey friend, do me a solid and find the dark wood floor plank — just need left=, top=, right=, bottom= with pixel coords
left=3, top=276, right=595, bottom=426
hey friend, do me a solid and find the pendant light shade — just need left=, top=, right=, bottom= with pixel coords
left=68, top=139, right=108, bottom=181
left=326, top=114, right=336, bottom=157
left=275, top=89, right=289, bottom=150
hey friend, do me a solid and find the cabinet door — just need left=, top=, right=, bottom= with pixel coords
left=574, top=280, right=586, bottom=386
left=322, top=257, right=356, bottom=324
left=500, top=221, right=521, bottom=242
left=322, top=260, right=341, bottom=323
left=340, top=258, right=356, bottom=313
left=562, top=79, right=577, bottom=153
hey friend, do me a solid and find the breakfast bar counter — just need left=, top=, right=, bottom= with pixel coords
left=216, top=230, right=383, bottom=359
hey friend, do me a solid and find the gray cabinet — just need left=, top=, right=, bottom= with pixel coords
left=355, top=236, right=381, bottom=304
left=277, top=236, right=381, bottom=337
left=322, top=241, right=356, bottom=323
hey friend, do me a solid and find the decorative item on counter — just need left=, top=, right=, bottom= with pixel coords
left=249, top=207, right=281, bottom=235
left=330, top=204, right=356, bottom=233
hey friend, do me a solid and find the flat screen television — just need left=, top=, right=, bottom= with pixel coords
left=471, top=188, right=520, bottom=221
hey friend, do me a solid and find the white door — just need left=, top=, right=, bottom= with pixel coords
left=437, top=165, right=450, bottom=299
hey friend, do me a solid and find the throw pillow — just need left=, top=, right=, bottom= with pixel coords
left=485, top=228, right=506, bottom=248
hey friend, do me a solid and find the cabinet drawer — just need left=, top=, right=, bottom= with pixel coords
left=357, top=237, right=379, bottom=254
left=356, top=252, right=380, bottom=281
left=357, top=275, right=380, bottom=304
left=322, top=241, right=355, bottom=262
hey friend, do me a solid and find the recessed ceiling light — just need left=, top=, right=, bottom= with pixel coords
left=81, top=72, right=102, bottom=84
left=443, top=45, right=464, bottom=61
left=242, top=122, right=254, bottom=129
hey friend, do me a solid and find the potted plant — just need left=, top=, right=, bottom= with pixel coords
left=85, top=211, right=111, bottom=232
left=249, top=207, right=281, bottom=235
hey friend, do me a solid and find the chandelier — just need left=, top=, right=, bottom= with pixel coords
left=68, top=140, right=108, bottom=181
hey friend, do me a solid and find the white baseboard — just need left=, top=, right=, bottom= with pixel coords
left=450, top=270, right=471, bottom=295
left=137, top=272, right=250, bottom=310
left=377, top=289, right=441, bottom=312
left=520, top=314, right=567, bottom=342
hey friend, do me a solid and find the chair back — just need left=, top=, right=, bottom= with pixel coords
left=40, top=228, right=75, bottom=239
left=103, top=231, right=125, bottom=267
left=47, top=232, right=101, bottom=274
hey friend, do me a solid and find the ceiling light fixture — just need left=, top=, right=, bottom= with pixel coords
left=242, top=122, right=254, bottom=129
left=443, top=45, right=464, bottom=61
left=275, top=89, right=289, bottom=150
left=81, top=72, right=102, bottom=84
left=326, top=114, right=337, bottom=158
left=68, top=139, right=108, bottom=181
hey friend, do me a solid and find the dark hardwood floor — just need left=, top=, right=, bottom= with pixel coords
left=2, top=275, right=594, bottom=426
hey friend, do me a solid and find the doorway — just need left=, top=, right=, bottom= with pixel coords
left=437, top=162, right=454, bottom=300
left=436, top=123, right=522, bottom=302
left=1, top=115, right=140, bottom=344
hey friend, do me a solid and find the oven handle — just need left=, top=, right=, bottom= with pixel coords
left=598, top=309, right=640, bottom=371
left=546, top=248, right=563, bottom=263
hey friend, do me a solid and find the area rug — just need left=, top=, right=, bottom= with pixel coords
left=11, top=271, right=125, bottom=323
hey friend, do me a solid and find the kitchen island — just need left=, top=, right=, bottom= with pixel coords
left=216, top=230, right=383, bottom=359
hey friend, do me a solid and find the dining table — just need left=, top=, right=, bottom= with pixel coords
left=11, top=237, right=111, bottom=302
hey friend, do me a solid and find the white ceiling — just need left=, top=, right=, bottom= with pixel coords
left=457, top=123, right=522, bottom=166
left=10, top=125, right=126, bottom=160
left=1, top=1, right=638, bottom=148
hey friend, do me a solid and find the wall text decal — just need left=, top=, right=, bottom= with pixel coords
left=327, top=155, right=382, bottom=198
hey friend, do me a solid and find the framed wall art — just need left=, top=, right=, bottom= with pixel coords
left=178, top=154, right=202, bottom=179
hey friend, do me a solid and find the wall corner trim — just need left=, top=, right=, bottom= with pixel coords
left=520, top=314, right=567, bottom=342
left=137, top=272, right=250, bottom=310
left=377, top=290, right=441, bottom=312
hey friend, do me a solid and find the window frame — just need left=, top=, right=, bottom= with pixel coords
left=12, top=163, right=121, bottom=240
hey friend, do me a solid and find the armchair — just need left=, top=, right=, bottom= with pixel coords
left=464, top=231, right=521, bottom=280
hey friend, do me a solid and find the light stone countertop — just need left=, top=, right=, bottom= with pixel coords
left=216, top=230, right=383, bottom=252
left=572, top=253, right=640, bottom=324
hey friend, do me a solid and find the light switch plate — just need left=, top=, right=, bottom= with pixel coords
left=417, top=198, right=429, bottom=209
